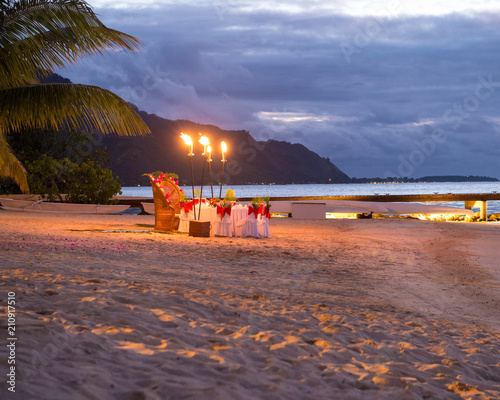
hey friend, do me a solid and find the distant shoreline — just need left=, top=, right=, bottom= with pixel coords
left=349, top=175, right=499, bottom=184
left=122, top=177, right=500, bottom=188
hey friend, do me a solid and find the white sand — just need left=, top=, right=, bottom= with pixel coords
left=1, top=211, right=500, bottom=399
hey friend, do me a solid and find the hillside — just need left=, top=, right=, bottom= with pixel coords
left=101, top=110, right=350, bottom=186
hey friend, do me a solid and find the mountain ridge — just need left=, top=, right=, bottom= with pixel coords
left=100, top=109, right=351, bottom=186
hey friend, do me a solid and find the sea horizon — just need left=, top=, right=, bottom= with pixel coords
left=120, top=181, right=500, bottom=214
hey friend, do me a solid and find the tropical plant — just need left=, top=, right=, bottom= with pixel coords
left=25, top=154, right=64, bottom=201
left=26, top=154, right=122, bottom=204
left=251, top=196, right=264, bottom=209
left=215, top=188, right=236, bottom=209
left=224, top=189, right=236, bottom=202
left=65, top=160, right=122, bottom=204
left=0, top=0, right=150, bottom=192
left=0, top=138, right=27, bottom=192
left=263, top=195, right=271, bottom=211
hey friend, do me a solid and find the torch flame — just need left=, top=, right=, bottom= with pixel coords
left=206, top=145, right=212, bottom=162
left=199, top=136, right=210, bottom=146
left=180, top=133, right=192, bottom=146
left=221, top=141, right=227, bottom=153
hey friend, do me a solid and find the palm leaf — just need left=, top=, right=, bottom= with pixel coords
left=0, top=83, right=150, bottom=136
left=0, top=0, right=142, bottom=87
left=0, top=134, right=29, bottom=193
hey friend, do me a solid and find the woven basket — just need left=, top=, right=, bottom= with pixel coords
left=150, top=176, right=182, bottom=232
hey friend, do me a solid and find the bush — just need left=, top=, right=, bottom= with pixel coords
left=26, top=155, right=121, bottom=204
left=65, top=161, right=122, bottom=204
left=26, top=155, right=64, bottom=202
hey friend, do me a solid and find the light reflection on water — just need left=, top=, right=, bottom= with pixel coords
left=121, top=181, right=500, bottom=214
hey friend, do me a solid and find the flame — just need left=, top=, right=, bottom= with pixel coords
left=221, top=141, right=227, bottom=153
left=199, top=136, right=210, bottom=146
left=207, top=145, right=212, bottom=154
left=180, top=133, right=192, bottom=145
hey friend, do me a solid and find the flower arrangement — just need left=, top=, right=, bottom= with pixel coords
left=251, top=196, right=263, bottom=209
left=249, top=196, right=263, bottom=219
left=209, top=197, right=219, bottom=207
left=249, top=195, right=272, bottom=219
left=179, top=189, right=204, bottom=214
left=216, top=188, right=237, bottom=218
left=146, top=171, right=184, bottom=205
left=263, top=196, right=272, bottom=219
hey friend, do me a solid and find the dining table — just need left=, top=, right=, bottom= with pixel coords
left=177, top=202, right=270, bottom=238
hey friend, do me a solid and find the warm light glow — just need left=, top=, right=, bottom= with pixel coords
left=221, top=141, right=227, bottom=162
left=221, top=141, right=227, bottom=152
left=199, top=136, right=210, bottom=155
left=180, top=133, right=192, bottom=146
left=180, top=133, right=194, bottom=155
left=207, top=145, right=212, bottom=162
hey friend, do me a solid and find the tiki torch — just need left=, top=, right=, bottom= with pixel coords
left=219, top=141, right=227, bottom=199
left=207, top=145, right=214, bottom=199
left=198, top=136, right=210, bottom=219
left=180, top=133, right=196, bottom=220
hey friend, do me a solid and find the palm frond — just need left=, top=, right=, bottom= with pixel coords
left=0, top=83, right=150, bottom=136
left=0, top=134, right=29, bottom=193
left=0, top=0, right=142, bottom=87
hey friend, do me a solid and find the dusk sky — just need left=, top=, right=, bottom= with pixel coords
left=60, top=1, right=500, bottom=179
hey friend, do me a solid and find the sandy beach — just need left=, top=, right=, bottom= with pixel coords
left=1, top=210, right=500, bottom=399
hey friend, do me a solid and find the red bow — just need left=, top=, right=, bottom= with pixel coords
left=262, top=206, right=271, bottom=219
left=217, top=205, right=232, bottom=218
left=180, top=201, right=194, bottom=213
left=248, top=204, right=263, bottom=219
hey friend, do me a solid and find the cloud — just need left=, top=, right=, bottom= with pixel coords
left=60, top=3, right=500, bottom=178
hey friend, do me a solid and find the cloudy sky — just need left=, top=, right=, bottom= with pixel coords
left=60, top=1, right=500, bottom=178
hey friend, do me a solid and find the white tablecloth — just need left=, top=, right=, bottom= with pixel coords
left=178, top=204, right=217, bottom=234
left=178, top=203, right=270, bottom=238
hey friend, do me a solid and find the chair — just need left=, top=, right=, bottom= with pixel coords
left=234, top=205, right=260, bottom=238
left=150, top=176, right=182, bottom=232
left=257, top=215, right=270, bottom=237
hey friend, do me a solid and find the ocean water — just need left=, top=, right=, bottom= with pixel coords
left=120, top=181, right=500, bottom=214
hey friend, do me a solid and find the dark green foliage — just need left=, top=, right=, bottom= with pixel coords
left=64, top=161, right=121, bottom=204
left=1, top=127, right=120, bottom=203
left=25, top=155, right=64, bottom=202
left=25, top=155, right=121, bottom=204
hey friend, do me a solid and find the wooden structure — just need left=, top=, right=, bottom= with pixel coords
left=150, top=176, right=182, bottom=231
left=188, top=220, right=211, bottom=237
left=255, top=194, right=500, bottom=221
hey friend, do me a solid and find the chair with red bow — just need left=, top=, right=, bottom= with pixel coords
left=214, top=203, right=234, bottom=236
left=258, top=205, right=271, bottom=237
left=233, top=204, right=260, bottom=237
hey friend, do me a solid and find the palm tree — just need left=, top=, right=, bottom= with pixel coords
left=0, top=0, right=150, bottom=192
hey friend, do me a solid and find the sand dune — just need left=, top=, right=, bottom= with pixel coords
left=1, top=211, right=499, bottom=399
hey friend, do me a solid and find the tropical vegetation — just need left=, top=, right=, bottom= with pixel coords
left=26, top=155, right=122, bottom=204
left=0, top=0, right=150, bottom=193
